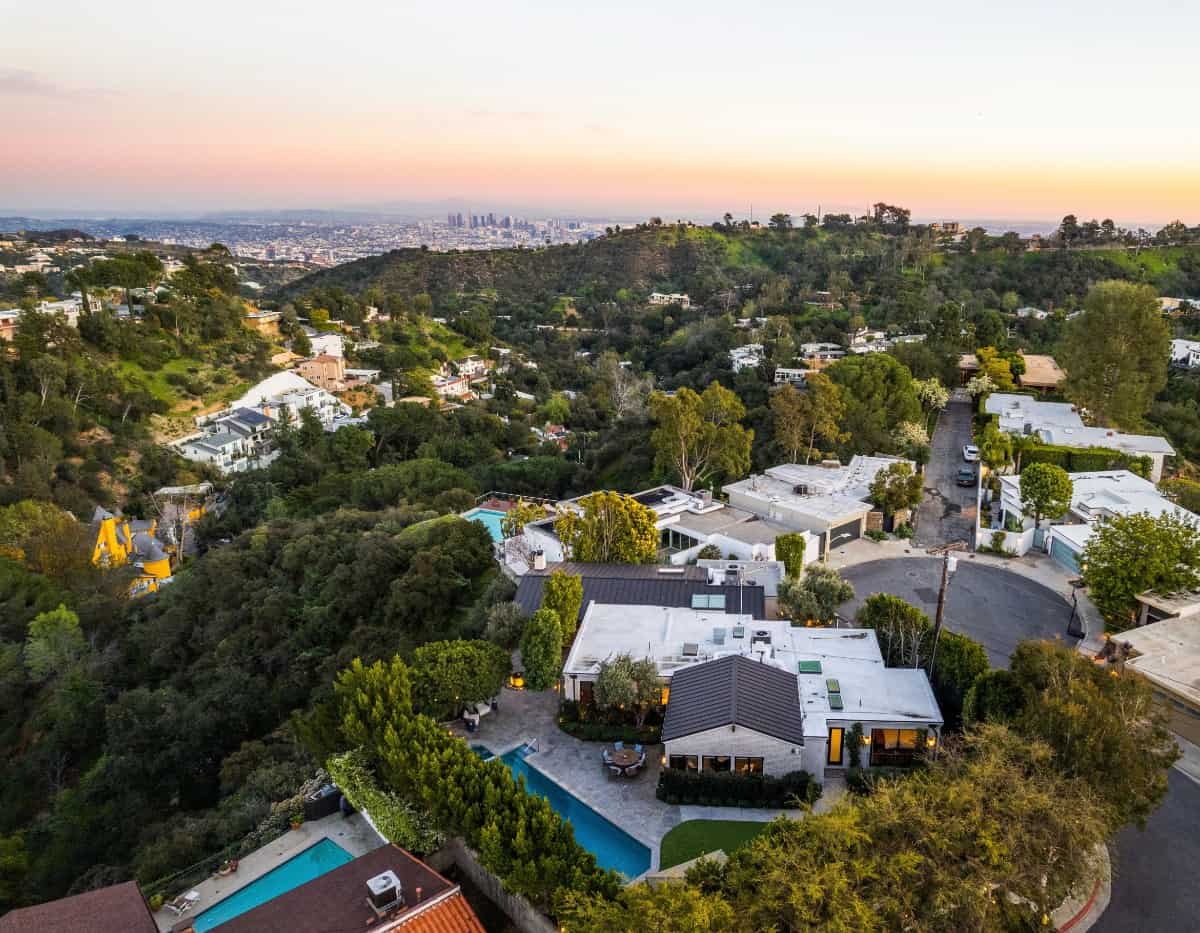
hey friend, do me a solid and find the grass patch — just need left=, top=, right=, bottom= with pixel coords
left=658, top=819, right=767, bottom=870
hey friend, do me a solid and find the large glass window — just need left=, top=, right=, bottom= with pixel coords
left=870, top=728, right=920, bottom=766
left=669, top=755, right=698, bottom=772
left=702, top=755, right=732, bottom=773
left=734, top=757, right=763, bottom=774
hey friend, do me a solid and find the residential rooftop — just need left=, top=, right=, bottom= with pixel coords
left=984, top=393, right=1174, bottom=455
left=0, top=881, right=156, bottom=933
left=1121, top=617, right=1200, bottom=709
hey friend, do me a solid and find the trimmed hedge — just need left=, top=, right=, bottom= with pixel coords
left=655, top=768, right=820, bottom=808
left=1021, top=443, right=1151, bottom=477
left=559, top=721, right=661, bottom=744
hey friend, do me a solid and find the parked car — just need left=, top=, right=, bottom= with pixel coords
left=962, top=444, right=979, bottom=462
left=956, top=467, right=977, bottom=487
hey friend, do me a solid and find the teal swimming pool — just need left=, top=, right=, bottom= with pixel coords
left=500, top=747, right=651, bottom=879
left=189, top=838, right=353, bottom=931
left=462, top=507, right=505, bottom=543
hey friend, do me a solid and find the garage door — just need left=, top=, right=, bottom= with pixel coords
left=829, top=519, right=861, bottom=548
left=1049, top=536, right=1081, bottom=575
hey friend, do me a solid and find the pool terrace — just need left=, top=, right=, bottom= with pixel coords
left=156, top=812, right=382, bottom=932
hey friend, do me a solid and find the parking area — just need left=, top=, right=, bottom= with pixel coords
left=914, top=395, right=977, bottom=549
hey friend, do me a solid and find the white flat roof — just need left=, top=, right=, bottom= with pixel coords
left=564, top=604, right=942, bottom=734
left=1121, top=617, right=1200, bottom=707
left=984, top=393, right=1174, bottom=455
left=1001, top=470, right=1189, bottom=522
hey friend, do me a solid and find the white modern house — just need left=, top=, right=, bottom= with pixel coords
left=230, top=371, right=351, bottom=427
left=987, top=469, right=1197, bottom=572
left=984, top=393, right=1174, bottom=481
left=561, top=604, right=943, bottom=776
left=729, top=344, right=765, bottom=372
left=648, top=292, right=691, bottom=308
left=1171, top=339, right=1200, bottom=370
left=723, top=457, right=909, bottom=558
left=309, top=333, right=345, bottom=358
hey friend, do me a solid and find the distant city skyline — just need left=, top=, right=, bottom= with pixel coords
left=3, top=0, right=1198, bottom=223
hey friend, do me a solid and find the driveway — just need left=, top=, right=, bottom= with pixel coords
left=839, top=557, right=1076, bottom=666
left=914, top=394, right=977, bottom=549
left=1094, top=769, right=1200, bottom=933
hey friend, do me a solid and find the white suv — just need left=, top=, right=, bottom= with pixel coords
left=962, top=445, right=980, bottom=462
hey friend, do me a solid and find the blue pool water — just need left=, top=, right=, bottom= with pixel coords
left=190, top=839, right=353, bottom=931
left=500, top=748, right=651, bottom=879
left=470, top=743, right=495, bottom=761
left=462, top=507, right=505, bottom=543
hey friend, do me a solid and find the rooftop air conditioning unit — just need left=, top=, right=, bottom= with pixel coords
left=697, top=489, right=713, bottom=507
left=366, top=870, right=403, bottom=912
left=532, top=549, right=546, bottom=571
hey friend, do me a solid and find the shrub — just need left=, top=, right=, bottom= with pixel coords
left=696, top=544, right=723, bottom=560
left=895, top=523, right=913, bottom=539
left=655, top=768, right=820, bottom=808
left=865, top=529, right=887, bottom=542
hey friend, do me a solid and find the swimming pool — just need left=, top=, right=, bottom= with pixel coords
left=470, top=743, right=495, bottom=761
left=462, top=507, right=505, bottom=543
left=500, top=748, right=651, bottom=879
left=189, top=838, right=353, bottom=931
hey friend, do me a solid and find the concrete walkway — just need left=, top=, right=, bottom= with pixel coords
left=154, top=812, right=382, bottom=931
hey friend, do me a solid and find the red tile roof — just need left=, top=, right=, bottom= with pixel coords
left=0, top=881, right=157, bottom=933
left=397, top=891, right=485, bottom=932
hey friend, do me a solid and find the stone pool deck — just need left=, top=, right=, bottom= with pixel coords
left=452, top=687, right=832, bottom=874
left=153, top=812, right=383, bottom=931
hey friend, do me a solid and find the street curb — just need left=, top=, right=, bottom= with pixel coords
left=1051, top=843, right=1111, bottom=933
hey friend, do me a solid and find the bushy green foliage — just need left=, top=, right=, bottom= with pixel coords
left=555, top=491, right=658, bottom=563
left=774, top=533, right=806, bottom=578
left=780, top=564, right=853, bottom=625
left=520, top=608, right=563, bottom=691
left=327, top=749, right=444, bottom=854
left=655, top=768, right=820, bottom=808
left=409, top=640, right=509, bottom=721
left=826, top=353, right=922, bottom=455
left=542, top=571, right=584, bottom=640
left=1019, top=462, right=1072, bottom=527
left=1083, top=511, right=1200, bottom=623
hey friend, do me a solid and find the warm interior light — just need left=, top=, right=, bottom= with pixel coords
left=926, top=735, right=937, bottom=748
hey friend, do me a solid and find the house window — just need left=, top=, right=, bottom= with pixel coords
left=702, top=755, right=732, bottom=773
left=669, top=755, right=698, bottom=772
left=870, top=729, right=920, bottom=766
left=827, top=727, right=844, bottom=766
left=734, top=757, right=763, bottom=775
left=660, top=684, right=670, bottom=706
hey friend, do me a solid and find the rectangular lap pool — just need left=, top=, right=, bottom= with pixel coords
left=189, top=838, right=352, bottom=931
left=462, top=507, right=505, bottom=543
left=500, top=748, right=651, bottom=879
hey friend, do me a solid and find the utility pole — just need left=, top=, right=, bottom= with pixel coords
left=928, top=542, right=966, bottom=677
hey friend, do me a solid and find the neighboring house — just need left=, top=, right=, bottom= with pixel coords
left=562, top=606, right=942, bottom=776
left=310, top=332, right=344, bottom=357
left=432, top=372, right=471, bottom=399
left=454, top=354, right=492, bottom=379
left=91, top=507, right=175, bottom=595
left=1171, top=338, right=1200, bottom=369
left=990, top=469, right=1197, bottom=570
left=178, top=406, right=278, bottom=474
left=0, top=308, right=19, bottom=341
left=773, top=367, right=812, bottom=386
left=178, top=430, right=255, bottom=473
left=648, top=291, right=691, bottom=308
left=723, top=457, right=909, bottom=557
left=243, top=309, right=282, bottom=335
left=1015, top=306, right=1048, bottom=320
left=199, top=844, right=484, bottom=933
left=37, top=296, right=85, bottom=326
left=0, top=880, right=156, bottom=933
left=515, top=562, right=770, bottom=621
left=798, top=342, right=845, bottom=364
left=729, top=344, right=765, bottom=372
left=230, top=372, right=351, bottom=426
left=984, top=393, right=1174, bottom=481
left=296, top=353, right=347, bottom=391
left=1116, top=617, right=1200, bottom=745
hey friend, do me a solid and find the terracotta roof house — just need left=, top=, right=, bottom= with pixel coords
left=0, top=881, right=156, bottom=933
left=189, top=844, right=484, bottom=933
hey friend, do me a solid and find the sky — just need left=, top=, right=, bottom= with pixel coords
left=2, top=0, right=1198, bottom=224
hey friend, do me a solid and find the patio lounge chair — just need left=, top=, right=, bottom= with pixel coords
left=165, top=891, right=200, bottom=916
left=624, top=761, right=642, bottom=777
left=602, top=749, right=612, bottom=763
left=608, top=764, right=623, bottom=777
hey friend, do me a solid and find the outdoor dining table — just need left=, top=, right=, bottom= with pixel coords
left=609, top=748, right=640, bottom=769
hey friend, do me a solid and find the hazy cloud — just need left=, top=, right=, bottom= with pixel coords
left=0, top=68, right=109, bottom=99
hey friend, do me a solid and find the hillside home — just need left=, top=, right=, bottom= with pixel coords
left=309, top=332, right=344, bottom=357
left=730, top=344, right=765, bottom=372
left=562, top=606, right=942, bottom=776
left=91, top=507, right=174, bottom=595
left=296, top=353, right=346, bottom=391
left=432, top=372, right=472, bottom=399
left=230, top=371, right=351, bottom=426
left=990, top=469, right=1197, bottom=571
left=773, top=367, right=813, bottom=386
left=648, top=291, right=691, bottom=308
left=723, top=457, right=909, bottom=557
left=984, top=393, right=1173, bottom=481
left=0, top=880, right=156, bottom=933
left=0, top=308, right=19, bottom=341
left=1171, top=338, right=1200, bottom=369
left=186, top=844, right=484, bottom=933
left=454, top=354, right=493, bottom=378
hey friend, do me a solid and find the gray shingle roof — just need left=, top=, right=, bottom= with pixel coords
left=514, top=563, right=767, bottom=620
left=662, top=654, right=805, bottom=745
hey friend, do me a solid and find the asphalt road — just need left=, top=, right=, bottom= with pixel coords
left=839, top=557, right=1075, bottom=666
left=914, top=395, right=977, bottom=549
left=1094, top=770, right=1200, bottom=933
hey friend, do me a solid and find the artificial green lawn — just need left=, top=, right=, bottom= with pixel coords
left=658, top=819, right=767, bottom=870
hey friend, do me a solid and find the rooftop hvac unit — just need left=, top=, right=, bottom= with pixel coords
left=696, top=489, right=713, bottom=507
left=366, top=870, right=403, bottom=911
left=532, top=549, right=546, bottom=571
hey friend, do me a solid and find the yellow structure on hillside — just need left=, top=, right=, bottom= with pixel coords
left=91, top=507, right=173, bottom=595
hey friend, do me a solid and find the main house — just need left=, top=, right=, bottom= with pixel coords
left=723, top=456, right=910, bottom=557
left=562, top=604, right=942, bottom=776
left=984, top=393, right=1174, bottom=481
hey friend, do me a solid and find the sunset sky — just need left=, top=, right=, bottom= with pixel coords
left=2, top=0, right=1198, bottom=224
